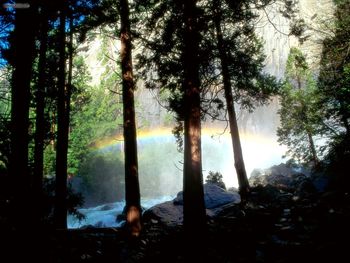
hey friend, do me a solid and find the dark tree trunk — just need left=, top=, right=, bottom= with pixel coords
left=119, top=0, right=142, bottom=237
left=54, top=6, right=70, bottom=229
left=33, top=7, right=49, bottom=223
left=182, top=0, right=206, bottom=238
left=9, top=1, right=37, bottom=228
left=307, top=131, right=319, bottom=166
left=67, top=16, right=74, bottom=114
left=213, top=0, right=250, bottom=197
left=340, top=103, right=350, bottom=137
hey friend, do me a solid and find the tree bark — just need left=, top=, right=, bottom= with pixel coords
left=182, top=0, right=206, bottom=238
left=9, top=0, right=37, bottom=228
left=340, top=103, right=350, bottom=137
left=54, top=6, right=69, bottom=229
left=119, top=0, right=142, bottom=237
left=307, top=131, right=319, bottom=166
left=213, top=0, right=250, bottom=197
left=33, top=7, right=48, bottom=223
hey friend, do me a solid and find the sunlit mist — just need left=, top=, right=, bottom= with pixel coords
left=92, top=126, right=286, bottom=192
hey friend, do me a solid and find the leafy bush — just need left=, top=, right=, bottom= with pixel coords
left=42, top=177, right=85, bottom=224
left=205, top=171, right=226, bottom=190
left=78, top=152, right=125, bottom=206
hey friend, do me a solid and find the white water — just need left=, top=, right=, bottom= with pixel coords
left=68, top=195, right=175, bottom=229
left=68, top=0, right=332, bottom=230
left=68, top=130, right=286, bottom=229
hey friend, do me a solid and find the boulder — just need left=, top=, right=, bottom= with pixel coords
left=143, top=201, right=183, bottom=226
left=144, top=183, right=241, bottom=225
left=174, top=183, right=241, bottom=209
left=249, top=163, right=310, bottom=191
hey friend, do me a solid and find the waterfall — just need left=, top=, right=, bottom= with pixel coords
left=68, top=1, right=333, bottom=228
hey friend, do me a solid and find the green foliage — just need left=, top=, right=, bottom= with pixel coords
left=205, top=171, right=226, bottom=190
left=277, top=48, right=322, bottom=165
left=0, top=66, right=11, bottom=169
left=68, top=52, right=123, bottom=176
left=43, top=145, right=56, bottom=177
left=135, top=0, right=185, bottom=117
left=136, top=0, right=279, bottom=151
left=79, top=152, right=124, bottom=205
left=285, top=48, right=309, bottom=81
left=44, top=41, right=122, bottom=192
left=162, top=112, right=174, bottom=127
left=317, top=0, right=350, bottom=190
left=42, top=177, right=85, bottom=223
left=318, top=0, right=350, bottom=137
left=0, top=121, right=10, bottom=169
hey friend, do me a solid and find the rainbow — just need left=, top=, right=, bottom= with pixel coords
left=92, top=128, right=175, bottom=151
left=89, top=126, right=286, bottom=188
left=91, top=126, right=277, bottom=152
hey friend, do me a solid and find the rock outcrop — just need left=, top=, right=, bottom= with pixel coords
left=143, top=183, right=241, bottom=225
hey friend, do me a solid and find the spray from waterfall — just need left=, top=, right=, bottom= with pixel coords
left=92, top=123, right=286, bottom=192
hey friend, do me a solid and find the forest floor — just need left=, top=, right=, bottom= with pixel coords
left=18, top=185, right=348, bottom=263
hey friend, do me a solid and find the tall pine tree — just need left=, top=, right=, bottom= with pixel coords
left=318, top=0, right=350, bottom=189
left=181, top=0, right=207, bottom=237
left=119, top=0, right=142, bottom=237
left=9, top=0, right=38, bottom=228
left=277, top=47, right=321, bottom=166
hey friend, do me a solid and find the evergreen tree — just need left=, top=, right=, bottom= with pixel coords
left=318, top=0, right=350, bottom=137
left=137, top=0, right=280, bottom=201
left=135, top=0, right=207, bottom=243
left=54, top=1, right=69, bottom=229
left=2, top=0, right=127, bottom=229
left=205, top=171, right=226, bottom=189
left=211, top=0, right=250, bottom=196
left=9, top=0, right=38, bottom=228
left=51, top=0, right=105, bottom=229
left=181, top=0, right=207, bottom=239
left=0, top=66, right=11, bottom=170
left=119, top=0, right=142, bottom=237
left=33, top=3, right=50, bottom=224
left=277, top=47, right=321, bottom=166
left=205, top=0, right=275, bottom=197
left=318, top=0, right=350, bottom=189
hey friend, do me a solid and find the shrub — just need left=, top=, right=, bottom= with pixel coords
left=206, top=171, right=226, bottom=190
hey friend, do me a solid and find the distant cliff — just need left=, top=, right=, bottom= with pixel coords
left=77, top=0, right=334, bottom=134
left=258, top=0, right=334, bottom=78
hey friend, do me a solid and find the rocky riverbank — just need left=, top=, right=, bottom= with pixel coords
left=4, top=163, right=349, bottom=262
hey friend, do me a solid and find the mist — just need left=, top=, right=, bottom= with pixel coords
left=71, top=98, right=286, bottom=209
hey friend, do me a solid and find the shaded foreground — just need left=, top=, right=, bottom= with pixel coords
left=3, top=183, right=350, bottom=263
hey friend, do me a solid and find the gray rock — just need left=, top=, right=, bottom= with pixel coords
left=144, top=183, right=241, bottom=225
left=249, top=163, right=310, bottom=190
left=174, top=183, right=241, bottom=209
left=143, top=201, right=183, bottom=226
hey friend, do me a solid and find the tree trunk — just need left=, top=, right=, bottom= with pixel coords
left=119, top=0, right=142, bottom=237
left=297, top=79, right=319, bottom=168
left=33, top=7, right=48, bottom=223
left=54, top=6, right=69, bottom=229
left=67, top=16, right=74, bottom=116
left=9, top=0, right=37, bottom=228
left=182, top=0, right=206, bottom=238
left=340, top=103, right=350, bottom=137
left=307, top=131, right=319, bottom=167
left=213, top=0, right=250, bottom=197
